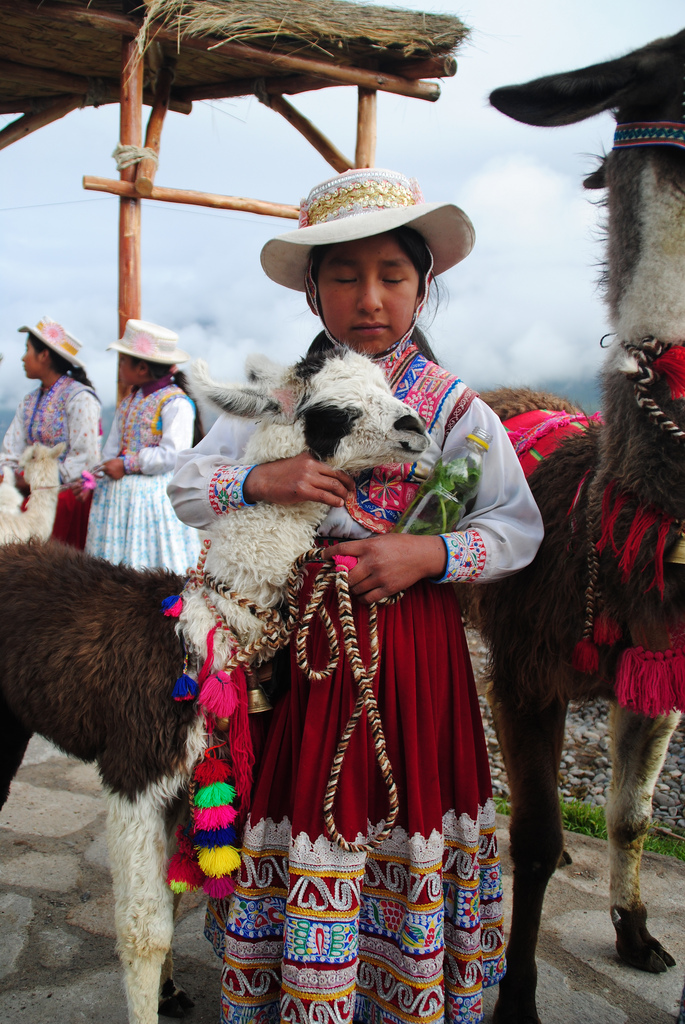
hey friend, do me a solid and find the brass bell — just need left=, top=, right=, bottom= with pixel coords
left=666, top=532, right=685, bottom=564
left=246, top=664, right=273, bottom=714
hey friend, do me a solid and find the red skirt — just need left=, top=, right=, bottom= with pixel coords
left=211, top=568, right=505, bottom=1024
left=51, top=490, right=92, bottom=549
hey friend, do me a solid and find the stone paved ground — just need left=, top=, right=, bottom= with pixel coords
left=1, top=647, right=685, bottom=1023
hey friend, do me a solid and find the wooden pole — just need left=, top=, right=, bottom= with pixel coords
left=135, top=63, right=174, bottom=197
left=0, top=94, right=81, bottom=152
left=355, top=88, right=377, bottom=168
left=118, top=37, right=143, bottom=341
left=266, top=94, right=352, bottom=174
left=83, top=176, right=299, bottom=219
left=2, top=0, right=442, bottom=102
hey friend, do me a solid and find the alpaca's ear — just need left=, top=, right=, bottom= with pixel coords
left=244, top=354, right=284, bottom=389
left=190, top=359, right=282, bottom=419
left=50, top=442, right=66, bottom=458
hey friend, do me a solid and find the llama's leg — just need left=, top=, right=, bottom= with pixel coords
left=107, top=788, right=175, bottom=1024
left=0, top=694, right=32, bottom=808
left=606, top=701, right=679, bottom=972
left=158, top=893, right=196, bottom=1019
left=491, top=696, right=568, bottom=1024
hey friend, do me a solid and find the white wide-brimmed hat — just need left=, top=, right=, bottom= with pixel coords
left=108, top=319, right=189, bottom=364
left=19, top=317, right=86, bottom=368
left=261, top=168, right=475, bottom=292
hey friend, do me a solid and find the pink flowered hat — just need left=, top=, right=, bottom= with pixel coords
left=260, top=168, right=475, bottom=292
left=108, top=319, right=189, bottom=364
left=19, top=317, right=86, bottom=368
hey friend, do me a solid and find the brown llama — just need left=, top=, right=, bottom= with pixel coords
left=0, top=348, right=428, bottom=1024
left=459, top=27, right=685, bottom=1024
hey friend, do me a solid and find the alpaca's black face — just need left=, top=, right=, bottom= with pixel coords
left=302, top=403, right=362, bottom=461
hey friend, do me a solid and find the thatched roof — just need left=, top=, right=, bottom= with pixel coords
left=0, top=0, right=469, bottom=115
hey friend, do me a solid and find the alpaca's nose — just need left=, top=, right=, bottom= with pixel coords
left=394, top=413, right=426, bottom=436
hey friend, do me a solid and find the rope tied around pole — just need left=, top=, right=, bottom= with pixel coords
left=197, top=544, right=402, bottom=854
left=112, top=143, right=160, bottom=172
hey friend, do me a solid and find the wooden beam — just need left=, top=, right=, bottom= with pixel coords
left=400, top=55, right=458, bottom=80
left=176, top=74, right=338, bottom=103
left=266, top=94, right=352, bottom=174
left=2, top=0, right=442, bottom=101
left=0, top=94, right=81, bottom=152
left=355, top=88, right=377, bottom=168
left=118, top=36, right=143, bottom=341
left=135, top=63, right=174, bottom=196
left=0, top=58, right=191, bottom=113
left=84, top=176, right=299, bottom=220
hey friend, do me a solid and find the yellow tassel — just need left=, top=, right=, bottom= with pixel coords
left=196, top=844, right=241, bottom=878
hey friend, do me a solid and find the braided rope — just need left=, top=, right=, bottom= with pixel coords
left=580, top=482, right=602, bottom=642
left=195, top=543, right=400, bottom=853
left=624, top=337, right=685, bottom=444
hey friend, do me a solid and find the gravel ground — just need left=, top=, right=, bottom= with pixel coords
left=466, top=631, right=685, bottom=830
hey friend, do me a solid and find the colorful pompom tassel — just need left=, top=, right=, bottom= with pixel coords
left=194, top=803, right=238, bottom=831
left=194, top=781, right=236, bottom=808
left=572, top=637, right=599, bottom=674
left=196, top=844, right=241, bottom=878
left=166, top=825, right=206, bottom=893
left=162, top=594, right=184, bottom=617
left=193, top=825, right=236, bottom=848
left=203, top=875, right=235, bottom=898
left=199, top=667, right=243, bottom=719
left=616, top=645, right=685, bottom=717
left=172, top=673, right=199, bottom=701
left=332, top=554, right=358, bottom=572
left=193, top=756, right=232, bottom=788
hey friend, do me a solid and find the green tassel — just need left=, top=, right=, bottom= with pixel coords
left=194, top=781, right=236, bottom=808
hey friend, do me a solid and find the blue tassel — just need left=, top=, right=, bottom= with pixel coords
left=172, top=674, right=199, bottom=701
left=161, top=595, right=183, bottom=618
left=192, top=825, right=236, bottom=848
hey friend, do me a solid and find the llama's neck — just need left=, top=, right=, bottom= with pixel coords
left=204, top=499, right=328, bottom=609
left=610, top=158, right=685, bottom=344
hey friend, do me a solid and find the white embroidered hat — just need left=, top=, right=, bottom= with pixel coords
left=260, top=168, right=475, bottom=292
left=18, top=317, right=86, bottom=368
left=108, top=319, right=190, bottom=364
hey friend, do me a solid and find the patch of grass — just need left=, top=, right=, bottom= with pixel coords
left=493, top=796, right=685, bottom=862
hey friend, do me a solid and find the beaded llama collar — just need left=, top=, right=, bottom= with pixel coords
left=613, top=122, right=685, bottom=150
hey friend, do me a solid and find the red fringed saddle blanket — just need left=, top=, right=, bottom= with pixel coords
left=503, top=408, right=600, bottom=478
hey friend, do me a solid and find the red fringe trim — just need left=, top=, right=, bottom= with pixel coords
left=616, top=645, right=685, bottom=717
left=653, top=345, right=685, bottom=400
left=597, top=481, right=629, bottom=556
left=593, top=612, right=623, bottom=646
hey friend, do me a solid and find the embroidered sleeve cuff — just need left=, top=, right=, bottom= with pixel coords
left=208, top=464, right=256, bottom=515
left=123, top=453, right=140, bottom=474
left=434, top=529, right=487, bottom=582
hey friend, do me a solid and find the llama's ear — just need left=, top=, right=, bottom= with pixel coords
left=190, top=359, right=282, bottom=420
left=244, top=354, right=284, bottom=389
left=49, top=442, right=66, bottom=458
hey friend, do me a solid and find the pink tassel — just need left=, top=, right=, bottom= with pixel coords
left=653, top=345, right=685, bottom=400
left=194, top=804, right=238, bottom=831
left=200, top=668, right=242, bottom=719
left=597, top=482, right=629, bottom=556
left=593, top=612, right=623, bottom=646
left=162, top=596, right=183, bottom=618
left=616, top=645, right=685, bottom=717
left=203, top=874, right=236, bottom=898
left=573, top=638, right=599, bottom=674
left=227, top=667, right=254, bottom=807
left=332, top=554, right=358, bottom=572
left=618, top=506, right=661, bottom=582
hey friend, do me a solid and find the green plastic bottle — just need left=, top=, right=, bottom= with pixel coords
left=395, top=427, right=492, bottom=536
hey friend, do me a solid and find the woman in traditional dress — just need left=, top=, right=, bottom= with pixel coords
left=170, top=168, right=544, bottom=1024
left=85, top=319, right=199, bottom=574
left=1, top=316, right=101, bottom=548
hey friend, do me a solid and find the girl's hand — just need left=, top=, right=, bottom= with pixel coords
left=103, top=458, right=125, bottom=480
left=329, top=533, right=447, bottom=604
left=243, top=452, right=354, bottom=507
left=68, top=478, right=86, bottom=500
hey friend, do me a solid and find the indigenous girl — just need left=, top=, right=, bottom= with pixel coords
left=1, top=317, right=101, bottom=548
left=85, top=319, right=200, bottom=574
left=170, top=169, right=544, bottom=1024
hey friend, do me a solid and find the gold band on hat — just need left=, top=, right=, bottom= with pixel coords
left=305, top=178, right=418, bottom=227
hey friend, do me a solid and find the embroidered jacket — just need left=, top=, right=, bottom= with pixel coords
left=169, top=340, right=544, bottom=583
left=2, top=375, right=101, bottom=483
left=103, top=383, right=195, bottom=476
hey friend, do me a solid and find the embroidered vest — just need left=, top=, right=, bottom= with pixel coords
left=344, top=341, right=478, bottom=534
left=119, top=384, right=189, bottom=456
left=23, top=376, right=98, bottom=455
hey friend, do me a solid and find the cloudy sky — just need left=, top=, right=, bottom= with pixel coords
left=1, top=0, right=683, bottom=414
